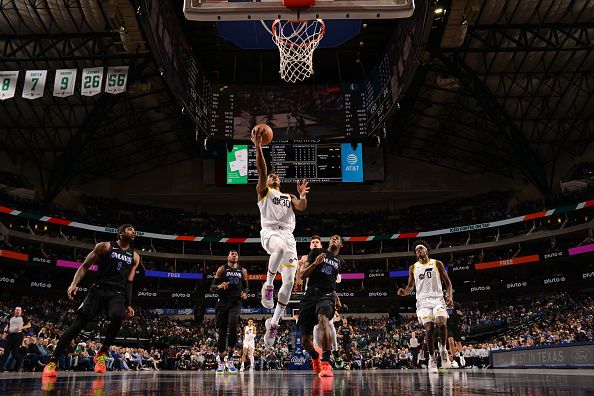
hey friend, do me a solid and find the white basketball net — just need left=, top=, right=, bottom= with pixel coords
left=271, top=19, right=325, bottom=83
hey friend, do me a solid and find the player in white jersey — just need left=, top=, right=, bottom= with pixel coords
left=240, top=319, right=256, bottom=372
left=252, top=129, right=310, bottom=347
left=397, top=240, right=453, bottom=372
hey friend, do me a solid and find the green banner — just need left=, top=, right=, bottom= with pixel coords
left=226, top=145, right=248, bottom=184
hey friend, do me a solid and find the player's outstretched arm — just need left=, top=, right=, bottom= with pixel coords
left=252, top=131, right=268, bottom=199
left=397, top=265, right=415, bottom=296
left=67, top=242, right=109, bottom=300
left=436, top=260, right=453, bottom=307
left=290, top=180, right=310, bottom=211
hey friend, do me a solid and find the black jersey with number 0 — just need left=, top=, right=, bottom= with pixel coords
left=306, top=248, right=342, bottom=294
left=95, top=241, right=135, bottom=290
left=218, top=265, right=244, bottom=301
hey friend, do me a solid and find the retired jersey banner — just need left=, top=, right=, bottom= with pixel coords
left=0, top=71, right=19, bottom=100
left=105, top=66, right=129, bottom=94
left=53, top=69, right=77, bottom=97
left=81, top=67, right=104, bottom=96
left=22, top=70, right=48, bottom=99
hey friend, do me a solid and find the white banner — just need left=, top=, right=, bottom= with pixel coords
left=53, top=69, right=77, bottom=97
left=0, top=71, right=19, bottom=100
left=81, top=67, right=104, bottom=96
left=105, top=66, right=129, bottom=94
left=22, top=70, right=48, bottom=99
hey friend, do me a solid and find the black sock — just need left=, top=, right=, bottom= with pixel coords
left=311, top=350, right=320, bottom=360
left=322, top=350, right=331, bottom=362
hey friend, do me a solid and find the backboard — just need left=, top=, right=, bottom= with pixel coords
left=183, top=0, right=415, bottom=21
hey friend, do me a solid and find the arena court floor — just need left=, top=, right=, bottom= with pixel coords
left=1, top=369, right=593, bottom=395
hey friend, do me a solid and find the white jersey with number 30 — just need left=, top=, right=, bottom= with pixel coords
left=414, top=259, right=443, bottom=300
left=258, top=188, right=296, bottom=231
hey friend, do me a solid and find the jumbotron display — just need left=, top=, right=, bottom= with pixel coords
left=212, top=83, right=379, bottom=140
left=226, top=143, right=363, bottom=184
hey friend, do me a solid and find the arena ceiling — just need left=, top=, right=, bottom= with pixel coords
left=392, top=0, right=594, bottom=194
left=0, top=0, right=199, bottom=202
left=0, top=0, right=593, bottom=202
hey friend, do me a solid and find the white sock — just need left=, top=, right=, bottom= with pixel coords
left=271, top=303, right=284, bottom=325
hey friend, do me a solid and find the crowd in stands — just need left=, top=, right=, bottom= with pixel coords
left=1, top=292, right=591, bottom=372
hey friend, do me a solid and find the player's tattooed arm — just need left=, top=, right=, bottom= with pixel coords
left=397, top=265, right=415, bottom=296
left=67, top=242, right=109, bottom=300
left=210, top=266, right=228, bottom=292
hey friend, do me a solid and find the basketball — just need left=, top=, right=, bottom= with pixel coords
left=252, top=124, right=273, bottom=146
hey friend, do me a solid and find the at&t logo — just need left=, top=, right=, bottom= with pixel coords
left=345, top=153, right=359, bottom=171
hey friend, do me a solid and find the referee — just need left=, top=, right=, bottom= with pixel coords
left=0, top=306, right=31, bottom=372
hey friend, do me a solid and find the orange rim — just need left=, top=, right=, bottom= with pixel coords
left=271, top=19, right=326, bottom=47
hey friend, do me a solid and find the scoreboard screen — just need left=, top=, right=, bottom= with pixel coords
left=226, top=143, right=363, bottom=184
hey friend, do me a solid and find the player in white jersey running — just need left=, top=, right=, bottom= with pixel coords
left=252, top=128, right=310, bottom=346
left=397, top=240, right=453, bottom=372
left=240, top=319, right=256, bottom=371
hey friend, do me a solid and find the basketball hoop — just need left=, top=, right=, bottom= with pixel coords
left=271, top=18, right=326, bottom=83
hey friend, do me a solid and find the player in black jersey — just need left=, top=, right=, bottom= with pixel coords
left=299, top=235, right=343, bottom=378
left=447, top=302, right=464, bottom=367
left=337, top=318, right=354, bottom=352
left=210, top=250, right=249, bottom=374
left=42, top=224, right=140, bottom=378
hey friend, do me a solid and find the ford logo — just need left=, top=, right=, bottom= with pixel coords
left=572, top=349, right=592, bottom=363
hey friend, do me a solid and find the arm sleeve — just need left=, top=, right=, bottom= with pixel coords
left=210, top=277, right=222, bottom=292
left=242, top=277, right=249, bottom=293
left=125, top=281, right=133, bottom=306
